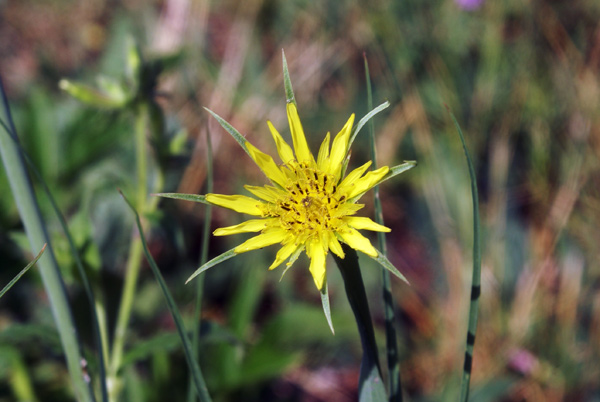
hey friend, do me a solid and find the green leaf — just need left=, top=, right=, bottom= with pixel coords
left=320, top=282, right=335, bottom=334
left=0, top=244, right=45, bottom=299
left=359, top=365, right=388, bottom=402
left=185, top=248, right=238, bottom=284
left=450, top=109, right=482, bottom=402
left=119, top=190, right=212, bottom=402
left=204, top=108, right=250, bottom=156
left=282, top=50, right=296, bottom=106
left=59, top=79, right=128, bottom=109
left=154, top=192, right=210, bottom=205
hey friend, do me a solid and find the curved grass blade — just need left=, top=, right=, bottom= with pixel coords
left=348, top=101, right=390, bottom=152
left=119, top=190, right=212, bottom=402
left=185, top=248, right=238, bottom=284
left=154, top=193, right=210, bottom=205
left=1, top=118, right=109, bottom=402
left=0, top=77, right=95, bottom=402
left=448, top=108, right=482, bottom=402
left=0, top=244, right=46, bottom=299
left=364, top=54, right=403, bottom=402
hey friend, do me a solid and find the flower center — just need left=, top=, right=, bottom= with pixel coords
left=273, top=163, right=346, bottom=241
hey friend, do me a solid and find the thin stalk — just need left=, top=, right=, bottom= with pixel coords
left=108, top=101, right=149, bottom=401
left=0, top=76, right=95, bottom=402
left=333, top=246, right=386, bottom=401
left=364, top=55, right=403, bottom=402
left=449, top=110, right=482, bottom=402
left=187, top=125, right=214, bottom=402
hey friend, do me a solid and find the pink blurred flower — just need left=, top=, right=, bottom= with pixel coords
left=455, top=0, right=484, bottom=10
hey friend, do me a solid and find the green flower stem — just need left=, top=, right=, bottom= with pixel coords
left=108, top=101, right=151, bottom=401
left=0, top=78, right=95, bottom=402
left=333, top=246, right=387, bottom=401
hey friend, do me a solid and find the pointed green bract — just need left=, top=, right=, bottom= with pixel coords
left=348, top=101, right=390, bottom=153
left=279, top=247, right=303, bottom=281
left=282, top=50, right=296, bottom=106
left=120, top=191, right=212, bottom=402
left=320, top=282, right=335, bottom=334
left=0, top=244, right=46, bottom=299
left=370, top=251, right=410, bottom=285
left=347, top=161, right=417, bottom=204
left=155, top=193, right=210, bottom=205
left=204, top=107, right=251, bottom=156
left=186, top=248, right=238, bottom=284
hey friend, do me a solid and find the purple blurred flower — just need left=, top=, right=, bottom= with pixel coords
left=455, top=0, right=484, bottom=11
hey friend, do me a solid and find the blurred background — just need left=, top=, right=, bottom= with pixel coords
left=1, top=0, right=600, bottom=401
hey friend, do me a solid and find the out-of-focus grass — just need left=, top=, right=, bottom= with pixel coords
left=1, top=0, right=599, bottom=401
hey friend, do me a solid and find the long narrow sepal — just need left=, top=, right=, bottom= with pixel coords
left=347, top=101, right=390, bottom=152
left=347, top=161, right=417, bottom=204
left=154, top=193, right=210, bottom=205
left=186, top=248, right=238, bottom=284
left=203, top=107, right=251, bottom=156
left=320, top=282, right=335, bottom=334
left=282, top=50, right=296, bottom=106
left=368, top=251, right=410, bottom=285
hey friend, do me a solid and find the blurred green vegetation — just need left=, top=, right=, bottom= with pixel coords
left=1, top=0, right=599, bottom=401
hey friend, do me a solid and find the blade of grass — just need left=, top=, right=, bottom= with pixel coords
left=364, top=54, right=403, bottom=402
left=0, top=76, right=95, bottom=402
left=0, top=117, right=109, bottom=402
left=188, top=122, right=214, bottom=402
left=0, top=244, right=46, bottom=299
left=447, top=107, right=482, bottom=402
left=119, top=190, right=212, bottom=402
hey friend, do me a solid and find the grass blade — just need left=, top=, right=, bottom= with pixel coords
left=0, top=244, right=46, bottom=299
left=448, top=108, right=482, bottom=402
left=364, top=54, right=403, bottom=402
left=0, top=76, right=95, bottom=402
left=348, top=101, right=390, bottom=152
left=119, top=190, right=212, bottom=402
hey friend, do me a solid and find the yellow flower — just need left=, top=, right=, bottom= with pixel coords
left=205, top=102, right=392, bottom=291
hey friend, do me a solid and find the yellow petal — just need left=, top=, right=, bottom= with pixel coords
left=244, top=185, right=283, bottom=202
left=328, top=114, right=355, bottom=179
left=345, top=166, right=389, bottom=199
left=233, top=228, right=287, bottom=253
left=307, top=239, right=327, bottom=291
left=338, top=228, right=378, bottom=257
left=214, top=218, right=275, bottom=236
left=327, top=232, right=345, bottom=259
left=268, top=241, right=298, bottom=270
left=267, top=121, right=295, bottom=165
left=245, top=141, right=288, bottom=187
left=344, top=216, right=391, bottom=232
left=317, top=132, right=330, bottom=170
left=206, top=194, right=264, bottom=216
left=286, top=103, right=313, bottom=164
left=337, top=161, right=372, bottom=193
left=332, top=202, right=364, bottom=218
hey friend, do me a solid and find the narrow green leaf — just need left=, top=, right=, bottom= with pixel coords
left=185, top=248, right=238, bottom=284
left=59, top=79, right=127, bottom=109
left=320, top=282, right=335, bottom=334
left=0, top=244, right=46, bottom=299
left=348, top=101, right=390, bottom=152
left=449, top=108, right=481, bottom=402
left=154, top=193, right=210, bottom=205
left=203, top=108, right=250, bottom=156
left=119, top=190, right=212, bottom=402
left=282, top=50, right=296, bottom=106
